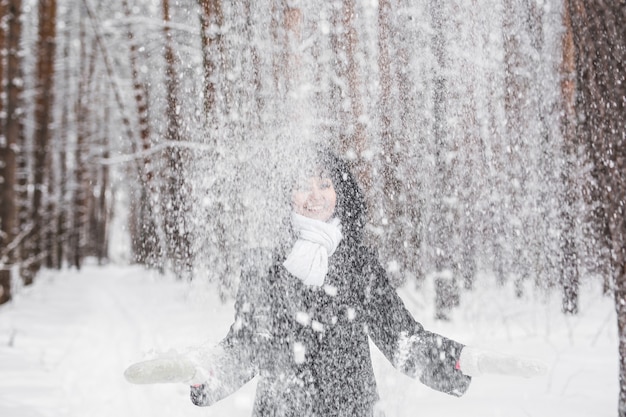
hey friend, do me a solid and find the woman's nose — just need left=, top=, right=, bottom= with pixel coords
left=309, top=185, right=322, bottom=200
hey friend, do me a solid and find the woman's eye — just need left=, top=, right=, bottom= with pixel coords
left=319, top=179, right=332, bottom=189
left=294, top=185, right=311, bottom=194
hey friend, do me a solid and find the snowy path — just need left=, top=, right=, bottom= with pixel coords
left=0, top=263, right=619, bottom=417
left=0, top=264, right=241, bottom=417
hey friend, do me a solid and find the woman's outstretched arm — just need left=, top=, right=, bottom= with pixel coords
left=190, top=251, right=275, bottom=406
left=362, top=254, right=472, bottom=397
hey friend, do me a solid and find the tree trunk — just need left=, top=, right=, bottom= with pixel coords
left=559, top=4, right=580, bottom=314
left=162, top=0, right=191, bottom=277
left=376, top=0, right=402, bottom=280
left=430, top=0, right=459, bottom=320
left=70, top=9, right=94, bottom=270
left=0, top=0, right=18, bottom=304
left=120, top=0, right=161, bottom=267
left=501, top=0, right=532, bottom=288
left=53, top=8, right=73, bottom=269
left=30, top=0, right=57, bottom=276
left=567, top=1, right=626, bottom=415
left=95, top=104, right=110, bottom=264
left=330, top=0, right=369, bottom=189
left=197, top=0, right=223, bottom=122
left=1, top=0, right=23, bottom=298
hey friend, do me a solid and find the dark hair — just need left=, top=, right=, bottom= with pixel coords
left=315, top=149, right=366, bottom=246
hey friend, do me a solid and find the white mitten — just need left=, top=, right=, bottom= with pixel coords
left=124, top=352, right=210, bottom=385
left=459, top=346, right=548, bottom=378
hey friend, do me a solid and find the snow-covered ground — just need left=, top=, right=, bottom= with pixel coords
left=0, top=262, right=618, bottom=417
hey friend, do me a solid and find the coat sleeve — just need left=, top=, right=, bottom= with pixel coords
left=363, top=255, right=471, bottom=397
left=191, top=250, right=274, bottom=406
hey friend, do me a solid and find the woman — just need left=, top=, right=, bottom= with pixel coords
left=125, top=150, right=545, bottom=416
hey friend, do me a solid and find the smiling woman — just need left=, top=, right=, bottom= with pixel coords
left=291, top=175, right=337, bottom=222
left=124, top=149, right=547, bottom=417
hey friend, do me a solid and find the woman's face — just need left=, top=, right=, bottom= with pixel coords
left=291, top=175, right=337, bottom=222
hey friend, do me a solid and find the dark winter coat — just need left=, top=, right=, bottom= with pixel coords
left=190, top=243, right=471, bottom=416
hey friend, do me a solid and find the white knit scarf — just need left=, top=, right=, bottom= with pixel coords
left=283, top=213, right=343, bottom=286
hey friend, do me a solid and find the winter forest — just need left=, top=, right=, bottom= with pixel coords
left=0, top=0, right=624, bottom=416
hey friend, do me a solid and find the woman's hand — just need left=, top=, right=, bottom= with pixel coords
left=124, top=352, right=210, bottom=385
left=459, top=346, right=548, bottom=378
